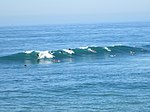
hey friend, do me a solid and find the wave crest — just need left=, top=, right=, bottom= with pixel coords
left=0, top=45, right=147, bottom=63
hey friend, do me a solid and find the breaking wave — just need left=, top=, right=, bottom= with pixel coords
left=0, top=45, right=147, bottom=64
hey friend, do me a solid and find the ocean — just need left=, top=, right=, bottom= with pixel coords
left=0, top=22, right=150, bottom=112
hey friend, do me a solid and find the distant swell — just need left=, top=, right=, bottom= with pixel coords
left=0, top=45, right=147, bottom=64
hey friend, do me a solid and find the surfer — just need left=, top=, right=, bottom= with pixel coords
left=37, top=53, right=39, bottom=57
left=130, top=51, right=135, bottom=55
left=36, top=53, right=40, bottom=63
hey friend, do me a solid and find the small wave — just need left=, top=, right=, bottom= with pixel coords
left=0, top=45, right=147, bottom=64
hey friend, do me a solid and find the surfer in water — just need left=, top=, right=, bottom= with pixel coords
left=36, top=53, right=40, bottom=63
left=68, top=48, right=75, bottom=54
left=37, top=53, right=39, bottom=57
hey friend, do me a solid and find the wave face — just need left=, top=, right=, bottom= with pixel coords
left=0, top=45, right=147, bottom=64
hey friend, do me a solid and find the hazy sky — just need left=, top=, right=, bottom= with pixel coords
left=0, top=0, right=150, bottom=26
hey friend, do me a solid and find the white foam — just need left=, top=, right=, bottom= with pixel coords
left=104, top=47, right=111, bottom=52
left=63, top=49, right=75, bottom=54
left=110, top=55, right=116, bottom=57
left=25, top=50, right=34, bottom=54
left=38, top=51, right=55, bottom=59
left=87, top=48, right=97, bottom=53
left=79, top=46, right=88, bottom=49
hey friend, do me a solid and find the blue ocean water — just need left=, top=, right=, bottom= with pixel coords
left=0, top=22, right=150, bottom=111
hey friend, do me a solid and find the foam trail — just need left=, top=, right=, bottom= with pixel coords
left=104, top=47, right=111, bottom=52
left=87, top=48, right=97, bottom=53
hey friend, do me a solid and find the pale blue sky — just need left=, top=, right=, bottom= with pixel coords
left=0, top=0, right=150, bottom=26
